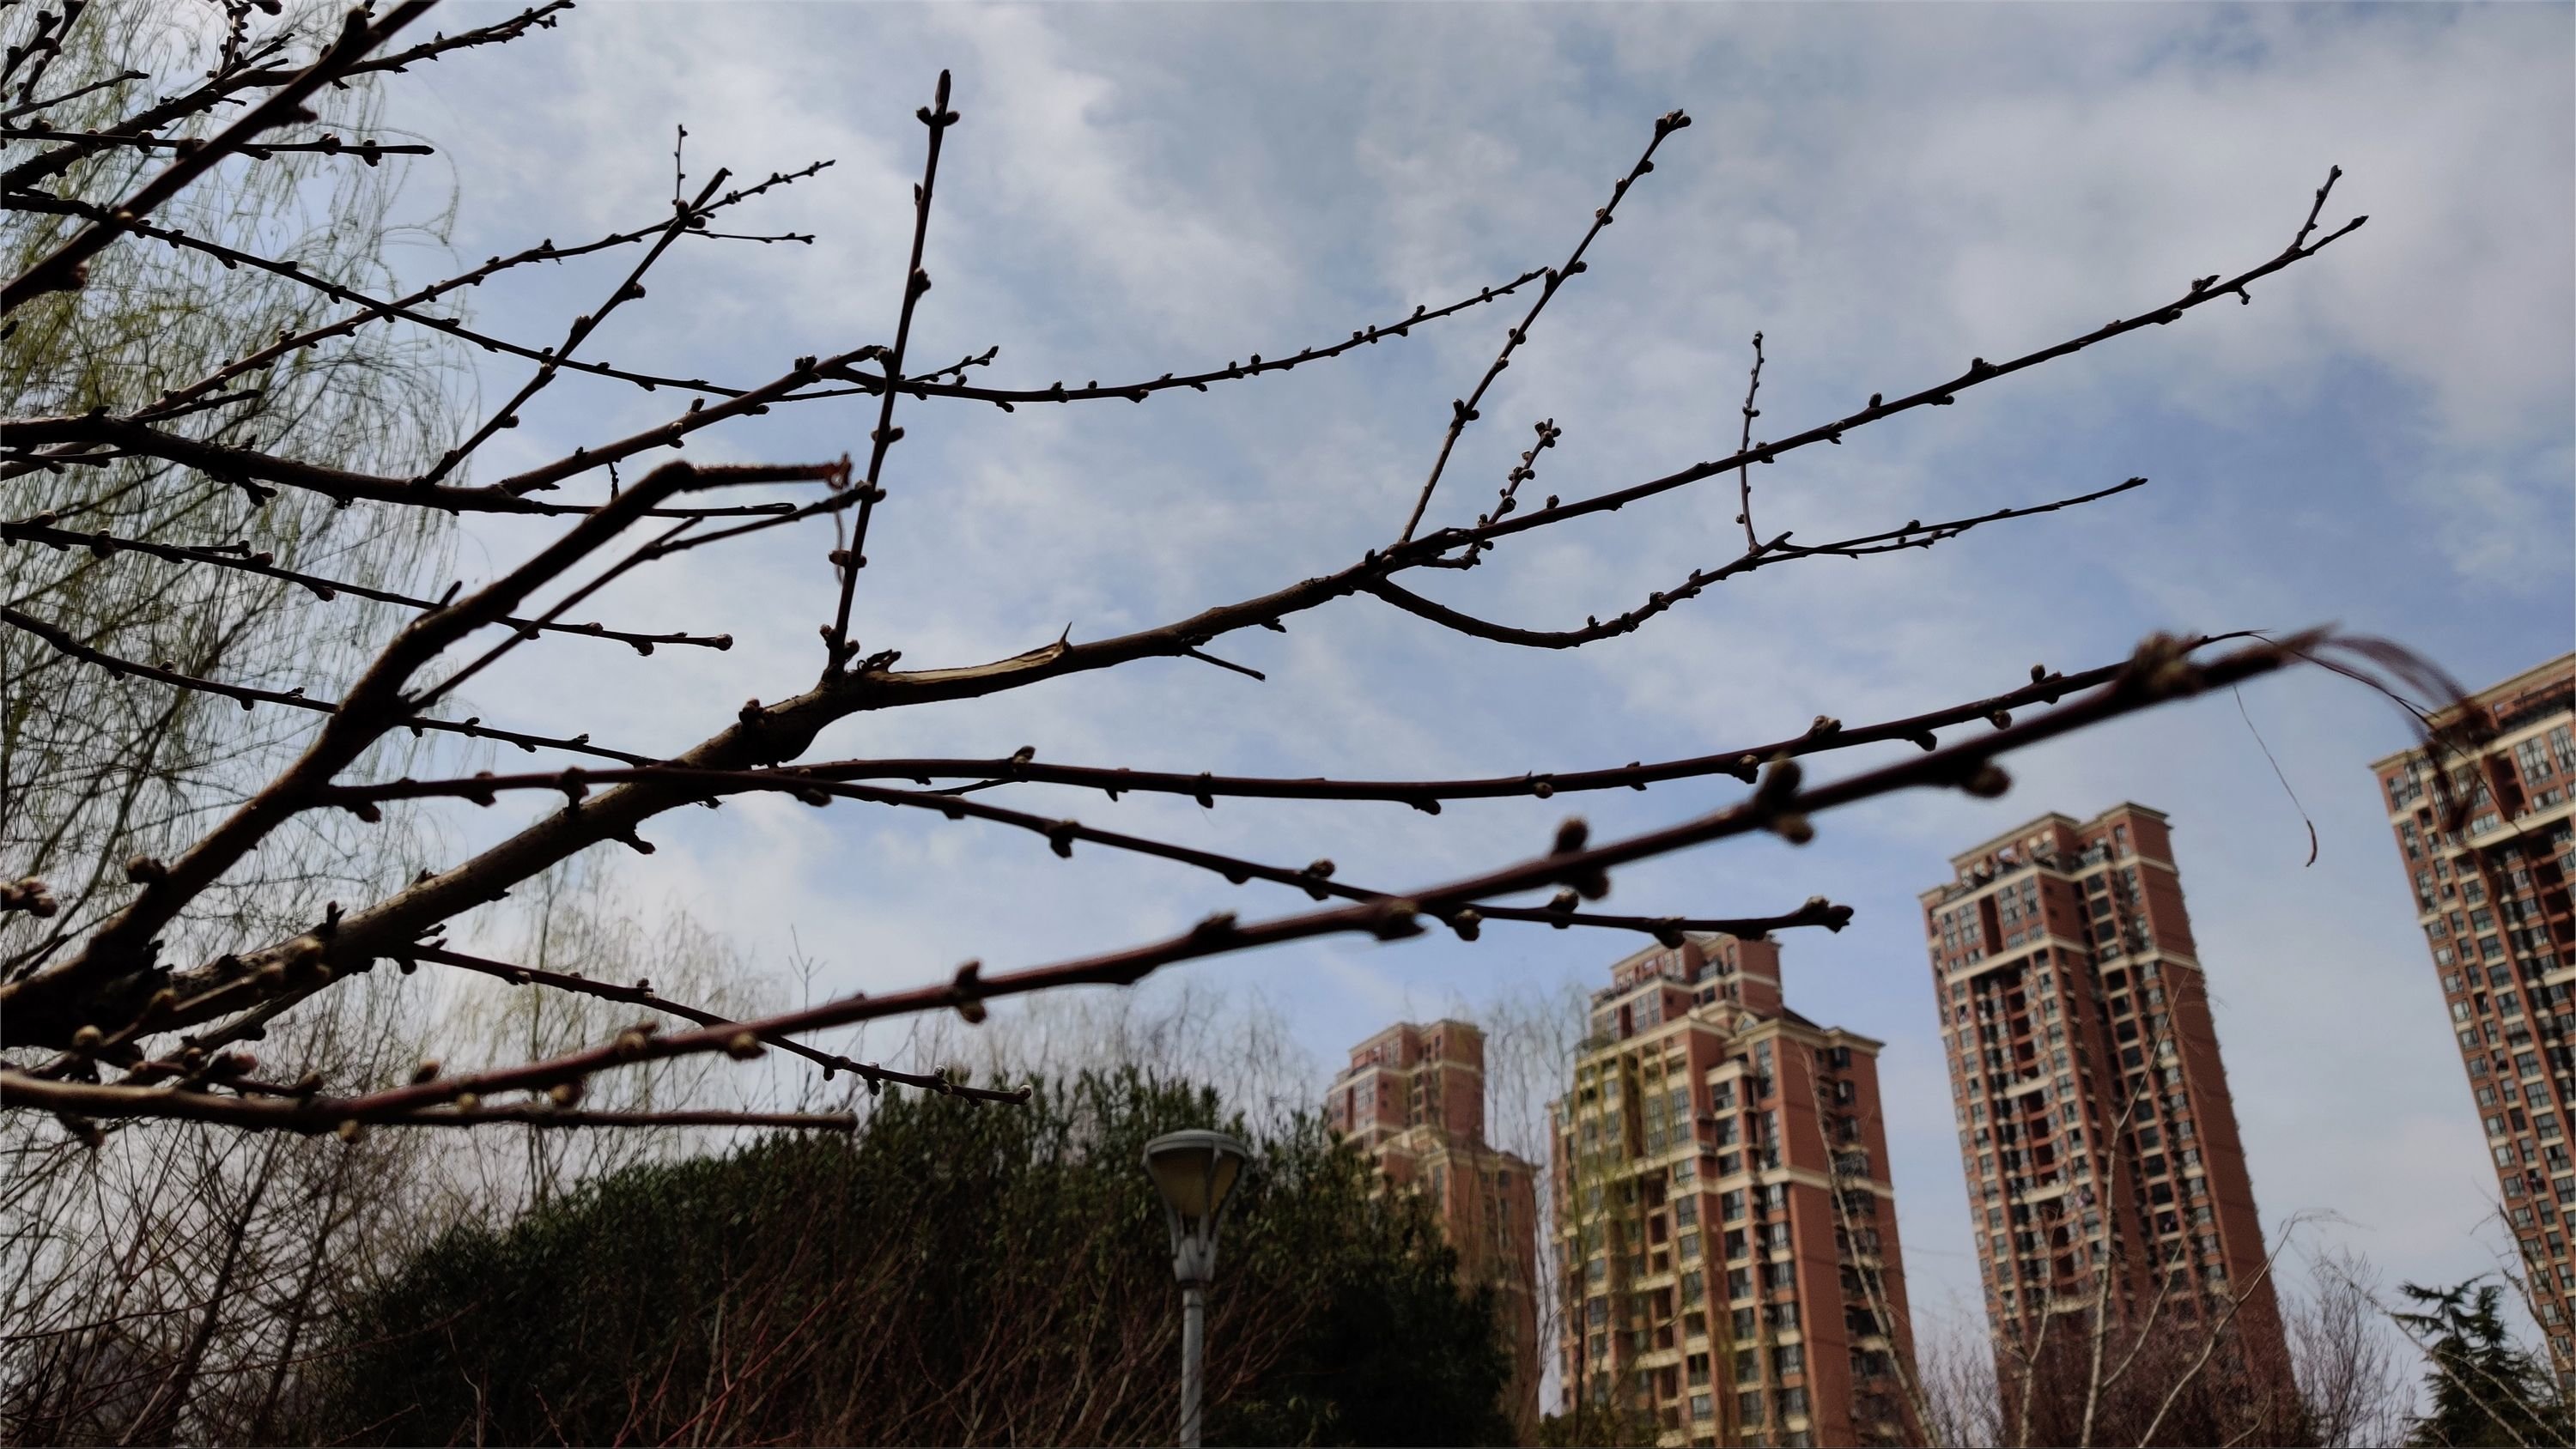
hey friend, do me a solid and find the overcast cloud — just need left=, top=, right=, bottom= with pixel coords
left=382, top=1, right=2573, bottom=1354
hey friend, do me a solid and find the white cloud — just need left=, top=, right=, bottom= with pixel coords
left=2413, top=458, right=2576, bottom=586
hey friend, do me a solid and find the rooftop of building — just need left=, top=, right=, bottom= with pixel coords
left=1943, top=803, right=2168, bottom=873
left=1332, top=1018, right=1492, bottom=1088
left=1571, top=993, right=1887, bottom=1058
left=1595, top=931, right=1765, bottom=978
left=1346, top=1017, right=1484, bottom=1052
left=2369, top=651, right=2576, bottom=773
left=1919, top=803, right=2170, bottom=904
left=1589, top=932, right=1780, bottom=1006
left=1365, top=1119, right=1540, bottom=1173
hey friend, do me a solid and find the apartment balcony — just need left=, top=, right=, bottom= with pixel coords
left=2011, top=1176, right=2072, bottom=1207
left=2478, top=794, right=2576, bottom=848
left=1631, top=1342, right=1687, bottom=1371
left=1847, top=1331, right=1897, bottom=1355
left=1633, top=1260, right=1682, bottom=1291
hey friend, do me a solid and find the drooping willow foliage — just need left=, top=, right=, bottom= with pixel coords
left=3, top=0, right=466, bottom=984
left=3, top=6, right=471, bottom=1443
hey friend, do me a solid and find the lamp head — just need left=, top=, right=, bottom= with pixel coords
left=1143, top=1128, right=1250, bottom=1285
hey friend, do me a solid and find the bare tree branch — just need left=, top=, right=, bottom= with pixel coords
left=0, top=6, right=2397, bottom=1161
left=409, top=943, right=1027, bottom=1103
left=7, top=629, right=2332, bottom=1114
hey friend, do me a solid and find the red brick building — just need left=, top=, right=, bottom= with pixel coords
left=1327, top=1020, right=1542, bottom=1434
left=1550, top=935, right=1918, bottom=1447
left=2370, top=652, right=2576, bottom=1374
left=1920, top=805, right=2290, bottom=1421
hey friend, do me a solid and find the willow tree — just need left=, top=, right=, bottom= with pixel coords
left=3, top=3, right=473, bottom=1440
left=3, top=0, right=466, bottom=972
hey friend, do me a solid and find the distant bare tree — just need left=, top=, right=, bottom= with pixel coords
left=0, top=973, right=440, bottom=1446
left=1477, top=979, right=1596, bottom=1421
left=2293, top=1247, right=2411, bottom=1448
left=1927, top=1240, right=2421, bottom=1441
left=890, top=977, right=1321, bottom=1136
left=6, top=3, right=2439, bottom=1174
left=1915, top=1303, right=2006, bottom=1449
left=0, top=852, right=795, bottom=1444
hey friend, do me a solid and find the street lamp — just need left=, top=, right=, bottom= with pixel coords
left=1143, top=1128, right=1250, bottom=1449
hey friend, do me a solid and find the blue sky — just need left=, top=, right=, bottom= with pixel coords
left=379, top=1, right=2572, bottom=1348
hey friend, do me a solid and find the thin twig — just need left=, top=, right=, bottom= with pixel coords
left=412, top=943, right=1025, bottom=1101
left=1395, top=109, right=1692, bottom=544
left=1735, top=330, right=1765, bottom=550
left=823, top=70, right=957, bottom=676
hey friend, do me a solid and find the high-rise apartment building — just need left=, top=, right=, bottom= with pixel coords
left=2371, top=652, right=2576, bottom=1374
left=1327, top=1020, right=1541, bottom=1433
left=1549, top=934, right=1917, bottom=1448
left=1920, top=805, right=2289, bottom=1420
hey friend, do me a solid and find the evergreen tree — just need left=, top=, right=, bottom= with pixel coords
left=2394, top=1279, right=2570, bottom=1448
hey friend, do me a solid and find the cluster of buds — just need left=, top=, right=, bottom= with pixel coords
left=1455, top=419, right=1564, bottom=568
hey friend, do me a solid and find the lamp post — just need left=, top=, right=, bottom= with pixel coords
left=1143, top=1128, right=1250, bottom=1449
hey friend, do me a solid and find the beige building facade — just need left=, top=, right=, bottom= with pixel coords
left=1550, top=935, right=1919, bottom=1447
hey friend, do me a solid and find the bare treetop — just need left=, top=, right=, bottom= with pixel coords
left=3, top=0, right=2435, bottom=1143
